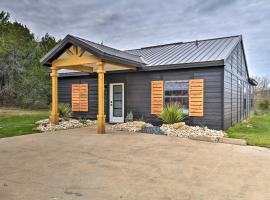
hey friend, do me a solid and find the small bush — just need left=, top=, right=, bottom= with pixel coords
left=79, top=118, right=87, bottom=125
left=58, top=103, right=71, bottom=119
left=259, top=99, right=270, bottom=113
left=160, top=103, right=185, bottom=124
left=125, top=111, right=133, bottom=122
left=136, top=114, right=144, bottom=121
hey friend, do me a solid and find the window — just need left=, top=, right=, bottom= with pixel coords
left=164, top=80, right=189, bottom=114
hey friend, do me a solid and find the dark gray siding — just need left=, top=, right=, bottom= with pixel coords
left=58, top=75, right=108, bottom=119
left=59, top=66, right=224, bottom=130
left=223, top=42, right=255, bottom=129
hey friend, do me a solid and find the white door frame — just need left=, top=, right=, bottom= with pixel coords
left=109, top=83, right=124, bottom=123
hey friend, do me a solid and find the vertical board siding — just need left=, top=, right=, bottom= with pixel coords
left=59, top=66, right=224, bottom=130
left=192, top=70, right=223, bottom=129
left=58, top=75, right=108, bottom=119
left=223, top=42, right=255, bottom=129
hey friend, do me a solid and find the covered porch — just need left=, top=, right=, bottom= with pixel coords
left=41, top=34, right=144, bottom=133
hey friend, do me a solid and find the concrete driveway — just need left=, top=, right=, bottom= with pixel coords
left=1, top=127, right=270, bottom=200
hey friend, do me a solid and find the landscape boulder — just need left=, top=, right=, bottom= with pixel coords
left=110, top=121, right=153, bottom=132
left=173, top=122, right=186, bottom=129
left=133, top=121, right=146, bottom=129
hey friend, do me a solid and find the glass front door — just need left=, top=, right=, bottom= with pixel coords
left=109, top=83, right=124, bottom=123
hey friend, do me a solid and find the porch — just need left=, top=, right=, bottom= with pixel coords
left=41, top=34, right=144, bottom=133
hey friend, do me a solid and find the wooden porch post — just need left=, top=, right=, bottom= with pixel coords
left=50, top=66, right=59, bottom=124
left=97, top=62, right=105, bottom=134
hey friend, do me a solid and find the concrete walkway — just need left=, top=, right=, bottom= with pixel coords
left=0, top=127, right=270, bottom=200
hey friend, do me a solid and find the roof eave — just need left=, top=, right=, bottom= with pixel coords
left=223, top=35, right=252, bottom=80
left=40, top=35, right=144, bottom=68
left=139, top=60, right=225, bottom=71
left=57, top=60, right=225, bottom=77
left=101, top=53, right=144, bottom=68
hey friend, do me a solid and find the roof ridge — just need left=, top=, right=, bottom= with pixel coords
left=125, top=35, right=241, bottom=51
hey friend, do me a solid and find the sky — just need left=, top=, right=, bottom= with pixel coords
left=1, top=0, right=270, bottom=76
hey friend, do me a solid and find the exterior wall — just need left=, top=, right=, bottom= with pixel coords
left=58, top=66, right=224, bottom=130
left=223, top=42, right=255, bottom=129
left=58, top=75, right=108, bottom=119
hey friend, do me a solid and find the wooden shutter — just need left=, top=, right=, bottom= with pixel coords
left=189, top=79, right=204, bottom=117
left=79, top=84, right=88, bottom=112
left=151, top=80, right=164, bottom=115
left=72, top=84, right=80, bottom=112
left=72, top=84, right=88, bottom=112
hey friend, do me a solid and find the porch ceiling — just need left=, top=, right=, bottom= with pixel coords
left=51, top=45, right=138, bottom=73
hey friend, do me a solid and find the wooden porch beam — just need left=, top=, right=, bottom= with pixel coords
left=52, top=55, right=100, bottom=68
left=57, top=65, right=93, bottom=73
left=97, top=62, right=105, bottom=134
left=78, top=48, right=85, bottom=57
left=50, top=66, right=59, bottom=125
left=105, top=61, right=138, bottom=71
left=66, top=49, right=74, bottom=56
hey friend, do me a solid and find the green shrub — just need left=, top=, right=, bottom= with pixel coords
left=58, top=103, right=71, bottom=119
left=136, top=114, right=144, bottom=121
left=79, top=118, right=87, bottom=125
left=160, top=103, right=185, bottom=124
left=259, top=99, right=270, bottom=112
left=125, top=111, right=133, bottom=122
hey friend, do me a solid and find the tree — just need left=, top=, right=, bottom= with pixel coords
left=0, top=11, right=9, bottom=24
left=14, top=33, right=58, bottom=108
left=253, top=76, right=270, bottom=114
left=254, top=76, right=270, bottom=92
left=0, top=10, right=58, bottom=107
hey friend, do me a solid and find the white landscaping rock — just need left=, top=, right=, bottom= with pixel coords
left=110, top=121, right=227, bottom=139
left=109, top=121, right=153, bottom=132
left=160, top=124, right=227, bottom=138
left=34, top=118, right=96, bottom=132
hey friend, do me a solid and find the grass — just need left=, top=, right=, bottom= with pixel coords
left=0, top=107, right=48, bottom=138
left=0, top=107, right=48, bottom=117
left=227, top=115, right=270, bottom=147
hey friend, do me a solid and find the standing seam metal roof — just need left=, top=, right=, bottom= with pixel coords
left=43, top=35, right=245, bottom=76
left=126, top=35, right=241, bottom=66
left=73, top=36, right=144, bottom=64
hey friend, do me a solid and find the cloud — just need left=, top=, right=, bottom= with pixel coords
left=1, top=0, right=270, bottom=76
left=196, top=0, right=237, bottom=14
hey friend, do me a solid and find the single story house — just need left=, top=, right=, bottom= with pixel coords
left=41, top=34, right=257, bottom=131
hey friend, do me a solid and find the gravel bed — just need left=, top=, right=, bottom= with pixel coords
left=109, top=121, right=153, bottom=132
left=34, top=118, right=96, bottom=132
left=140, top=126, right=165, bottom=135
left=161, top=124, right=227, bottom=138
left=35, top=118, right=226, bottom=139
left=110, top=121, right=226, bottom=139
